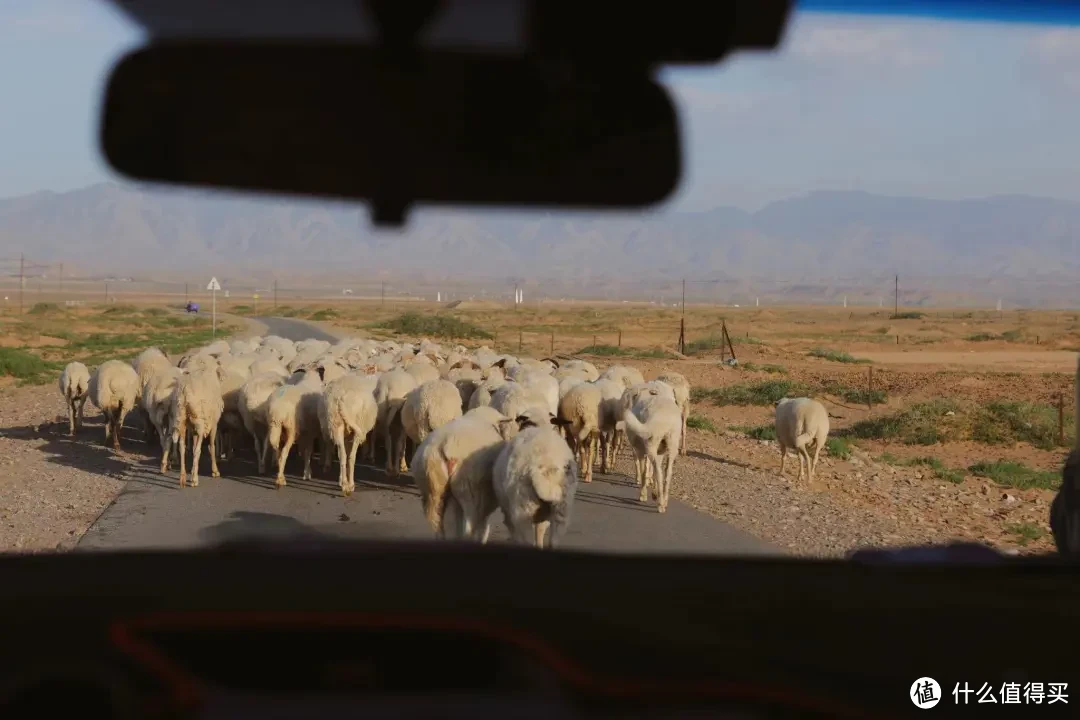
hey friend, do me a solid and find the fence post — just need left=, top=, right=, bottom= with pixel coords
left=519, top=330, right=523, bottom=352
left=493, top=333, right=497, bottom=352
left=618, top=329, right=622, bottom=347
left=550, top=331, right=554, bottom=354
left=867, top=366, right=874, bottom=411
left=896, top=335, right=899, bottom=345
left=593, top=334, right=597, bottom=348
left=1059, top=393, right=1066, bottom=446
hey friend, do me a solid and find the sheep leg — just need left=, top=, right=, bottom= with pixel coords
left=177, top=426, right=188, bottom=487
left=535, top=520, right=550, bottom=549
left=680, top=406, right=688, bottom=455
left=333, top=427, right=349, bottom=495
left=636, top=454, right=649, bottom=504
left=322, top=433, right=333, bottom=476
left=301, top=435, right=314, bottom=481
left=384, top=424, right=396, bottom=475
left=599, top=432, right=609, bottom=474
left=660, top=451, right=675, bottom=513
left=810, top=440, right=823, bottom=482
left=587, top=432, right=598, bottom=482
left=112, top=415, right=122, bottom=451
left=66, top=397, right=76, bottom=436
left=102, top=410, right=112, bottom=444
left=275, top=427, right=294, bottom=488
left=509, top=518, right=534, bottom=546
left=254, top=430, right=268, bottom=474
left=77, top=396, right=87, bottom=430
left=190, top=431, right=204, bottom=487
left=797, top=447, right=809, bottom=482
left=209, top=425, right=220, bottom=478
left=363, top=429, right=376, bottom=464
left=778, top=444, right=787, bottom=477
left=160, top=431, right=173, bottom=474
left=346, top=432, right=363, bottom=495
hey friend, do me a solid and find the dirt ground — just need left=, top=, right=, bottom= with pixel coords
left=0, top=300, right=1072, bottom=555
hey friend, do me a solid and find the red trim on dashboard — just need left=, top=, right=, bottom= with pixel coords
left=109, top=611, right=880, bottom=718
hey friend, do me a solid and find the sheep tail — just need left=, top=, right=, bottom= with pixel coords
left=267, top=418, right=282, bottom=452
left=422, top=447, right=456, bottom=533
left=621, top=409, right=652, bottom=442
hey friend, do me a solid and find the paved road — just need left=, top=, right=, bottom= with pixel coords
left=79, top=318, right=775, bottom=555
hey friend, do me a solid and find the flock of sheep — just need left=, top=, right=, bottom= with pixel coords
left=55, top=332, right=832, bottom=548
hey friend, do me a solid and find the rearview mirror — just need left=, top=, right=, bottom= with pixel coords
left=100, top=43, right=682, bottom=226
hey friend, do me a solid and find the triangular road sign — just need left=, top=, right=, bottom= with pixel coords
left=207, top=277, right=221, bottom=291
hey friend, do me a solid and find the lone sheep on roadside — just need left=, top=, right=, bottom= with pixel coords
left=58, top=361, right=90, bottom=435
left=774, top=397, right=829, bottom=483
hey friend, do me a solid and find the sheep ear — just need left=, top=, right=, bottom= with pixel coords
left=316, top=366, right=326, bottom=381
left=492, top=358, right=508, bottom=368
left=448, top=360, right=466, bottom=371
left=551, top=416, right=572, bottom=427
left=540, top=357, right=561, bottom=369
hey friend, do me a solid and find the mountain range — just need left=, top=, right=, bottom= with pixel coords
left=2, top=182, right=1079, bottom=306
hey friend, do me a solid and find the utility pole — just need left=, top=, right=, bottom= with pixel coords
left=678, top=278, right=687, bottom=355
left=18, top=254, right=24, bottom=314
left=894, top=274, right=899, bottom=318
left=273, top=279, right=278, bottom=309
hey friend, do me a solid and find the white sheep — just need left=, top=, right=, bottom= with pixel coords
left=267, top=370, right=324, bottom=487
left=217, top=367, right=248, bottom=460
left=320, top=374, right=379, bottom=496
left=143, top=365, right=183, bottom=467
left=88, top=360, right=140, bottom=450
left=163, top=367, right=224, bottom=488
left=373, top=369, right=418, bottom=475
left=655, top=371, right=691, bottom=455
left=593, top=378, right=626, bottom=473
left=58, top=361, right=90, bottom=435
left=599, top=364, right=645, bottom=390
left=405, top=361, right=441, bottom=386
left=492, top=425, right=579, bottom=548
left=466, top=374, right=507, bottom=410
left=410, top=414, right=514, bottom=540
left=557, top=382, right=603, bottom=483
left=621, top=393, right=683, bottom=513
left=560, top=359, right=600, bottom=382
left=239, top=372, right=287, bottom=474
left=774, top=397, right=830, bottom=483
left=489, top=382, right=550, bottom=421
left=400, top=380, right=463, bottom=461
left=132, top=347, right=172, bottom=442
left=249, top=358, right=290, bottom=380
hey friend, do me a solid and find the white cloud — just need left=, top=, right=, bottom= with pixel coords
left=1029, top=28, right=1080, bottom=94
left=1033, top=28, right=1080, bottom=60
left=787, top=23, right=942, bottom=70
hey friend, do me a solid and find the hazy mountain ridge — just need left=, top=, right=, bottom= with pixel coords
left=2, top=183, right=1079, bottom=303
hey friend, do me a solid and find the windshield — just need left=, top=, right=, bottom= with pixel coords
left=0, top=1, right=1073, bottom=556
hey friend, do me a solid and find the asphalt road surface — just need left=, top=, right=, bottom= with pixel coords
left=79, top=317, right=775, bottom=555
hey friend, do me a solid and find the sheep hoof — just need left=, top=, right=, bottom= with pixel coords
left=638, top=490, right=648, bottom=503
left=178, top=473, right=187, bottom=487
left=211, top=470, right=221, bottom=478
left=275, top=477, right=286, bottom=488
left=190, top=477, right=199, bottom=488
left=658, top=504, right=667, bottom=514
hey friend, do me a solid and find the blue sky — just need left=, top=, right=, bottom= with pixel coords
left=2, top=1, right=1080, bottom=211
